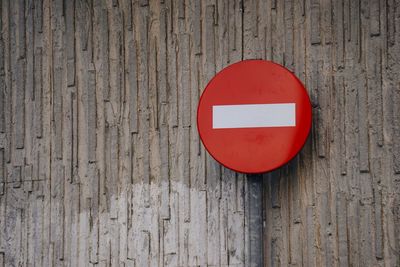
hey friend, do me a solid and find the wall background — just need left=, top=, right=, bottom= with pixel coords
left=0, top=0, right=400, bottom=266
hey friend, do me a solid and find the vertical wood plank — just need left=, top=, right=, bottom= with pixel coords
left=52, top=0, right=64, bottom=160
left=66, top=0, right=75, bottom=87
left=128, top=40, right=138, bottom=134
left=87, top=63, right=97, bottom=163
left=0, top=150, right=4, bottom=195
left=336, top=192, right=349, bottom=266
left=305, top=206, right=317, bottom=267
left=4, top=188, right=25, bottom=266
left=393, top=82, right=400, bottom=173
left=0, top=0, right=4, bottom=134
left=14, top=59, right=25, bottom=149
left=369, top=0, right=380, bottom=36
left=284, top=0, right=294, bottom=70
left=99, top=6, right=110, bottom=102
left=34, top=47, right=43, bottom=138
left=310, top=0, right=321, bottom=45
left=17, top=0, right=26, bottom=59
left=334, top=0, right=345, bottom=68
left=247, top=174, right=264, bottom=267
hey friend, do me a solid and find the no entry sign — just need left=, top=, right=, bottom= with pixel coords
left=197, top=60, right=312, bottom=174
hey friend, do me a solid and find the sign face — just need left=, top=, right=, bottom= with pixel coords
left=197, top=60, right=312, bottom=174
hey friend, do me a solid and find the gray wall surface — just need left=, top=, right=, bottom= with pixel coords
left=0, top=0, right=399, bottom=266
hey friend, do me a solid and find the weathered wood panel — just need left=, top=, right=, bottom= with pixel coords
left=0, top=0, right=399, bottom=266
left=260, top=0, right=400, bottom=266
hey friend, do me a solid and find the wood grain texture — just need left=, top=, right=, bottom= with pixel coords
left=261, top=0, right=400, bottom=266
left=0, top=0, right=399, bottom=266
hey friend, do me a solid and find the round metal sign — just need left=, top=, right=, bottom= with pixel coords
left=197, top=60, right=312, bottom=174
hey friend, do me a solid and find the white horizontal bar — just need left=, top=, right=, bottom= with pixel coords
left=212, top=103, right=296, bottom=129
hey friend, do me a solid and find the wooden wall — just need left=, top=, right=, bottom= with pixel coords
left=0, top=0, right=400, bottom=266
left=260, top=0, right=400, bottom=266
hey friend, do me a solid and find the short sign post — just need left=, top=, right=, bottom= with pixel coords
left=197, top=60, right=312, bottom=174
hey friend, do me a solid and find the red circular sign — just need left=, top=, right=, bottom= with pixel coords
left=197, top=60, right=312, bottom=174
